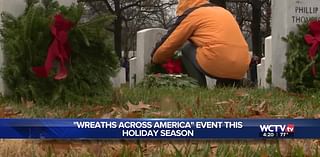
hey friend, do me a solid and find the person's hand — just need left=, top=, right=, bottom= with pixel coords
left=250, top=55, right=260, bottom=65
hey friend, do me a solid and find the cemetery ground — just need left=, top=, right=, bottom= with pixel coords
left=0, top=87, right=320, bottom=156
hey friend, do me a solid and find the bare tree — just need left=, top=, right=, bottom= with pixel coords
left=218, top=0, right=271, bottom=84
left=80, top=0, right=271, bottom=59
left=221, top=0, right=271, bottom=57
left=261, top=0, right=271, bottom=37
left=121, top=1, right=176, bottom=52
left=79, top=0, right=177, bottom=59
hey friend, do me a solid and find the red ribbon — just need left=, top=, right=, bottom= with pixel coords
left=162, top=58, right=183, bottom=74
left=32, top=14, right=74, bottom=80
left=304, top=20, right=320, bottom=77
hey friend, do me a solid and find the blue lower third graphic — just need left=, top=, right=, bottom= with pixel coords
left=0, top=119, right=319, bottom=139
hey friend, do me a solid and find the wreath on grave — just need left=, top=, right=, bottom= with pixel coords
left=283, top=20, right=320, bottom=92
left=0, top=0, right=118, bottom=104
left=141, top=51, right=199, bottom=88
left=146, top=51, right=184, bottom=75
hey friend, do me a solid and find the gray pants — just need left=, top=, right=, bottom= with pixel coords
left=181, top=43, right=240, bottom=87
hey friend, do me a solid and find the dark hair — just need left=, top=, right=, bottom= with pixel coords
left=209, top=0, right=226, bottom=8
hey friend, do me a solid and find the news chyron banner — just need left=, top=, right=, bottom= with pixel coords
left=0, top=119, right=318, bottom=139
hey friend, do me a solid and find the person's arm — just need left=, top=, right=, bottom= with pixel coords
left=152, top=14, right=198, bottom=64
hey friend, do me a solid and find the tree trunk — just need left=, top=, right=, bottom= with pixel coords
left=249, top=0, right=262, bottom=84
left=114, top=17, right=122, bottom=59
left=114, top=0, right=122, bottom=59
left=251, top=0, right=262, bottom=57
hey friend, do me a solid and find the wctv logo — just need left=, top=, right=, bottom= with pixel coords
left=259, top=124, right=295, bottom=133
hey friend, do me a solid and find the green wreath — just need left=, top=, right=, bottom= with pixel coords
left=0, top=0, right=118, bottom=104
left=283, top=21, right=320, bottom=92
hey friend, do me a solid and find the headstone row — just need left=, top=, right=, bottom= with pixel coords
left=257, top=36, right=272, bottom=88
left=5, top=0, right=320, bottom=90
left=129, top=28, right=218, bottom=88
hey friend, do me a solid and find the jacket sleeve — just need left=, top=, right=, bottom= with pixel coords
left=152, top=14, right=198, bottom=64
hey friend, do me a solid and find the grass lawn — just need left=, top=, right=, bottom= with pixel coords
left=0, top=87, right=320, bottom=156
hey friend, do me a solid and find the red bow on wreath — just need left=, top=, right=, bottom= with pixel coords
left=32, top=14, right=74, bottom=80
left=304, top=20, right=320, bottom=77
left=162, top=58, right=183, bottom=74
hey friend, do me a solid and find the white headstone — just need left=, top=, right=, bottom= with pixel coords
left=264, top=37, right=272, bottom=77
left=257, top=58, right=265, bottom=88
left=205, top=76, right=216, bottom=89
left=257, top=36, right=272, bottom=88
left=121, top=50, right=136, bottom=59
left=0, top=0, right=76, bottom=95
left=264, top=36, right=272, bottom=88
left=136, top=28, right=167, bottom=84
left=110, top=67, right=126, bottom=88
left=129, top=57, right=137, bottom=87
left=271, top=0, right=320, bottom=90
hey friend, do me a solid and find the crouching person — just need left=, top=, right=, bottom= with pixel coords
left=151, top=0, right=251, bottom=87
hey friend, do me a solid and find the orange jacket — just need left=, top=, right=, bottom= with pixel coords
left=152, top=0, right=251, bottom=79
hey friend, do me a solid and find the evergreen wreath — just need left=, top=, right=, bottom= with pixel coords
left=0, top=0, right=118, bottom=104
left=144, top=51, right=200, bottom=88
left=138, top=74, right=199, bottom=89
left=283, top=20, right=320, bottom=92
